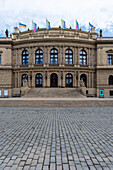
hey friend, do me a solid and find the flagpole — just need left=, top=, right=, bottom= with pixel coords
left=19, top=22, right=20, bottom=36
left=32, top=20, right=33, bottom=32
left=46, top=18, right=48, bottom=34
left=61, top=19, right=62, bottom=35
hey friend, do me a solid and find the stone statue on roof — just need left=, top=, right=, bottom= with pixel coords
left=5, top=29, right=8, bottom=37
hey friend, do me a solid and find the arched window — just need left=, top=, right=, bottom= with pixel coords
left=50, top=48, right=58, bottom=64
left=80, top=50, right=87, bottom=65
left=36, top=73, right=43, bottom=87
left=22, top=74, right=28, bottom=86
left=109, top=75, right=113, bottom=85
left=35, top=49, right=43, bottom=64
left=66, top=73, right=73, bottom=87
left=65, top=49, right=73, bottom=64
left=80, top=74, right=87, bottom=87
left=22, top=50, right=29, bottom=65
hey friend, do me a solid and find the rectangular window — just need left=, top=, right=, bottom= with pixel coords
left=0, top=55, right=1, bottom=64
left=4, top=89, right=8, bottom=97
left=108, top=55, right=112, bottom=65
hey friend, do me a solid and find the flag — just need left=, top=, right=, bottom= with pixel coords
left=19, top=22, right=27, bottom=28
left=76, top=20, right=79, bottom=30
left=46, top=19, right=50, bottom=29
left=89, top=22, right=95, bottom=28
left=32, top=21, right=37, bottom=32
left=61, top=19, right=66, bottom=29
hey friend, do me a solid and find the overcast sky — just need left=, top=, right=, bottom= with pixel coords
left=0, top=0, right=113, bottom=37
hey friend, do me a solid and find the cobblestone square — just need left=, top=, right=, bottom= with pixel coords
left=0, top=107, right=113, bottom=170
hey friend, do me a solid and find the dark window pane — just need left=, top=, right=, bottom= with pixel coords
left=80, top=50, right=87, bottom=65
left=35, top=49, right=43, bottom=64
left=65, top=49, right=73, bottom=64
left=22, top=50, right=29, bottom=65
left=108, top=55, right=112, bottom=65
left=50, top=48, right=58, bottom=64
left=66, top=73, right=73, bottom=87
left=36, top=74, right=43, bottom=87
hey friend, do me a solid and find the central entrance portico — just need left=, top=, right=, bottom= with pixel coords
left=50, top=73, right=58, bottom=87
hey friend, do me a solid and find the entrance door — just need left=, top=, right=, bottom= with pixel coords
left=50, top=73, right=58, bottom=87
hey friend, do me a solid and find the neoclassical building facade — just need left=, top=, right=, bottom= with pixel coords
left=0, top=27, right=113, bottom=97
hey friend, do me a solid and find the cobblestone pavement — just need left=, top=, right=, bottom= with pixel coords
left=0, top=107, right=113, bottom=170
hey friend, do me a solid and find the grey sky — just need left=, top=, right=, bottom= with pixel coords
left=0, top=0, right=113, bottom=36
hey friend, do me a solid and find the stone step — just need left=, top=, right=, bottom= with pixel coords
left=22, top=88, right=85, bottom=98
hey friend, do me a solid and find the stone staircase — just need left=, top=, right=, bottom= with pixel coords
left=22, top=88, right=86, bottom=98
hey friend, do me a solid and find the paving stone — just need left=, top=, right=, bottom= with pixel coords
left=0, top=107, right=113, bottom=169
left=36, top=164, right=43, bottom=170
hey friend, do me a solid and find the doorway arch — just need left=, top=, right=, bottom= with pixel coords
left=80, top=74, right=87, bottom=87
left=36, top=73, right=43, bottom=87
left=66, top=73, right=73, bottom=87
left=50, top=73, right=58, bottom=87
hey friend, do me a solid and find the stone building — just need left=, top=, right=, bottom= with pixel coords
left=0, top=26, right=113, bottom=97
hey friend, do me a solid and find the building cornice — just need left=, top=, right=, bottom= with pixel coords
left=96, top=39, right=113, bottom=44
left=12, top=38, right=96, bottom=46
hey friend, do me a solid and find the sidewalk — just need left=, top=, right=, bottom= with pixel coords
left=0, top=97, right=113, bottom=107
left=0, top=97, right=113, bottom=101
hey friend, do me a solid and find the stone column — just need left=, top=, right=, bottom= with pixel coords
left=74, top=47, right=76, bottom=66
left=63, top=71, right=65, bottom=87
left=29, top=47, right=33, bottom=66
left=47, top=71, right=50, bottom=87
left=28, top=71, right=32, bottom=87
left=19, top=48, right=22, bottom=66
left=33, top=48, right=36, bottom=65
left=5, top=48, right=8, bottom=64
left=31, top=47, right=33, bottom=65
left=59, top=46, right=61, bottom=66
left=15, top=72, right=18, bottom=88
left=92, top=72, right=93, bottom=88
left=63, top=47, right=65, bottom=66
left=43, top=46, right=46, bottom=66
left=44, top=46, right=47, bottom=65
left=43, top=71, right=46, bottom=87
left=88, top=48, right=90, bottom=66
left=47, top=46, right=49, bottom=66
left=78, top=71, right=80, bottom=87
left=62, top=46, right=64, bottom=66
left=18, top=72, right=20, bottom=88
left=73, top=71, right=76, bottom=87
left=28, top=48, right=31, bottom=65
left=17, top=49, right=19, bottom=65
left=15, top=49, right=18, bottom=65
left=77, top=47, right=79, bottom=65
left=58, top=72, right=61, bottom=87
left=32, top=72, right=35, bottom=87
left=14, top=72, right=16, bottom=88
left=88, top=72, right=91, bottom=88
